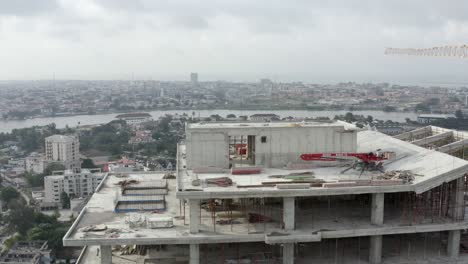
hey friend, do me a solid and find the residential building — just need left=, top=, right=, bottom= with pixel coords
left=25, top=152, right=46, bottom=174
left=116, top=113, right=152, bottom=125
left=45, top=135, right=80, bottom=170
left=128, top=130, right=155, bottom=144
left=43, top=169, right=105, bottom=204
left=0, top=241, right=51, bottom=264
left=64, top=121, right=468, bottom=264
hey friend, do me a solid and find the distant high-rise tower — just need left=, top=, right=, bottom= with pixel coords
left=190, top=73, right=198, bottom=85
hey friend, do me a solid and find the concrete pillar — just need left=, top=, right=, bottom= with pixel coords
left=282, top=197, right=295, bottom=264
left=189, top=244, right=200, bottom=264
left=283, top=197, right=295, bottom=230
left=371, top=193, right=384, bottom=225
left=189, top=199, right=200, bottom=233
left=100, top=245, right=112, bottom=264
left=450, top=178, right=464, bottom=221
left=369, top=193, right=384, bottom=264
left=283, top=243, right=294, bottom=264
left=448, top=230, right=461, bottom=258
left=369, top=235, right=383, bottom=264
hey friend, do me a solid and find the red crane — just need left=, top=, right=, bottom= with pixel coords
left=300, top=151, right=396, bottom=174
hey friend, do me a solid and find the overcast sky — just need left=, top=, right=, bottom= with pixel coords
left=1, top=0, right=468, bottom=85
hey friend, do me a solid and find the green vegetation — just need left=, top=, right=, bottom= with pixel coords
left=60, top=192, right=70, bottom=209
left=80, top=120, right=131, bottom=155
left=81, top=158, right=98, bottom=169
left=0, top=123, right=60, bottom=152
left=0, top=187, right=20, bottom=204
left=2, top=190, right=69, bottom=251
left=25, top=162, right=66, bottom=187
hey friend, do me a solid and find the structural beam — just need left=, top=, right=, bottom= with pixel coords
left=448, top=230, right=461, bottom=258
left=189, top=244, right=200, bottom=264
left=369, top=193, right=384, bottom=264
left=437, top=138, right=468, bottom=154
left=189, top=199, right=200, bottom=234
left=412, top=131, right=453, bottom=146
left=100, top=245, right=112, bottom=264
left=394, top=126, right=431, bottom=141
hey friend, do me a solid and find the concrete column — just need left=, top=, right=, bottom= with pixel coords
left=283, top=243, right=294, bottom=264
left=450, top=178, right=464, bottom=221
left=371, top=193, right=384, bottom=225
left=369, top=235, right=383, bottom=264
left=448, top=230, right=461, bottom=258
left=189, top=244, right=200, bottom=264
left=283, top=197, right=295, bottom=230
left=369, top=193, right=384, bottom=264
left=282, top=197, right=295, bottom=264
left=189, top=199, right=200, bottom=233
left=100, top=245, right=112, bottom=264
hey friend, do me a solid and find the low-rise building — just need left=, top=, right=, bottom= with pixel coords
left=417, top=114, right=455, bottom=124
left=25, top=152, right=46, bottom=174
left=116, top=113, right=152, bottom=125
left=0, top=241, right=51, bottom=264
left=43, top=169, right=106, bottom=204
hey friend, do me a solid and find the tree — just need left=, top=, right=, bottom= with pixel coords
left=44, top=162, right=66, bottom=176
left=81, top=159, right=98, bottom=169
left=226, top=114, right=236, bottom=118
left=344, top=112, right=355, bottom=123
left=0, top=186, right=20, bottom=204
left=6, top=203, right=35, bottom=235
left=383, top=106, right=396, bottom=112
left=60, top=192, right=70, bottom=209
left=455, top=110, right=464, bottom=120
left=366, top=115, right=374, bottom=123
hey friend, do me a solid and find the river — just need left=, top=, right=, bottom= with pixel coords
left=0, top=110, right=419, bottom=133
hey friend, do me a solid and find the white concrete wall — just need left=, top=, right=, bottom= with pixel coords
left=253, top=127, right=356, bottom=167
left=186, top=132, right=229, bottom=169
left=186, top=125, right=357, bottom=169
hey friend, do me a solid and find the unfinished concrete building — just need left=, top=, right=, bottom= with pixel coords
left=63, top=121, right=468, bottom=264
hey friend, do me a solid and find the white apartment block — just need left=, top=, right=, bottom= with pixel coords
left=45, top=135, right=80, bottom=170
left=44, top=169, right=105, bottom=204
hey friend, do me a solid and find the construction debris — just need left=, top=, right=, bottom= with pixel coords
left=205, top=177, right=233, bottom=187
left=376, top=170, right=419, bottom=184
left=115, top=179, right=139, bottom=189
left=216, top=219, right=242, bottom=225
left=80, top=224, right=107, bottom=232
left=248, top=213, right=272, bottom=223
left=162, top=172, right=176, bottom=179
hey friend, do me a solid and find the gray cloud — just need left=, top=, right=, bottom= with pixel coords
left=0, top=0, right=467, bottom=83
left=0, top=0, right=58, bottom=16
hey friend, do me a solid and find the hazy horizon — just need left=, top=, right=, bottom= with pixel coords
left=1, top=0, right=468, bottom=83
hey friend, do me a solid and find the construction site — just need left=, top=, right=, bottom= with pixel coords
left=63, top=120, right=468, bottom=264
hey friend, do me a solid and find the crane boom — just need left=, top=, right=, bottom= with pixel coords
left=385, top=45, right=468, bottom=58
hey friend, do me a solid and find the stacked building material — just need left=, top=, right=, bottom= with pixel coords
left=231, top=167, right=262, bottom=175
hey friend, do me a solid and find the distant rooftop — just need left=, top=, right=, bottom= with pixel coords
left=45, top=134, right=76, bottom=142
left=187, top=120, right=356, bottom=130
left=116, top=112, right=152, bottom=119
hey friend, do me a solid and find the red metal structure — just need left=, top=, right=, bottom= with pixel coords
left=300, top=151, right=396, bottom=174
